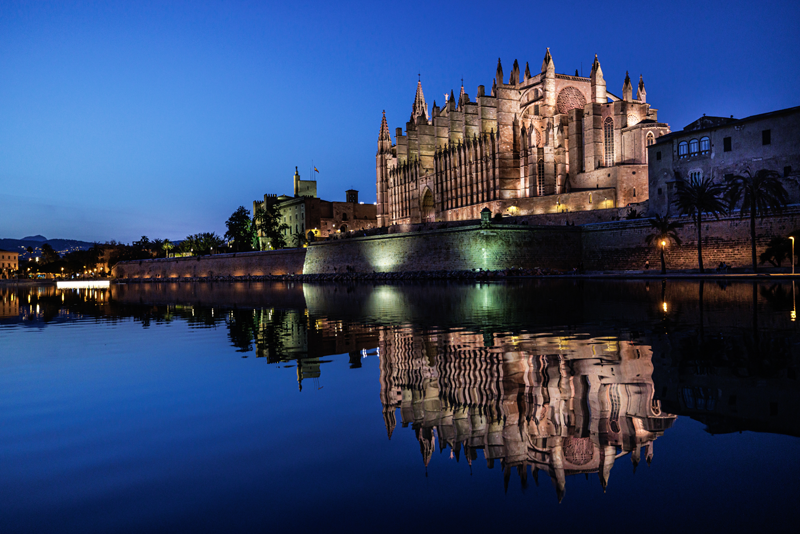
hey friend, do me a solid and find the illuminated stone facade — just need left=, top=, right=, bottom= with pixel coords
left=0, top=250, right=19, bottom=279
left=376, top=50, right=670, bottom=226
left=378, top=327, right=676, bottom=500
left=254, top=168, right=377, bottom=248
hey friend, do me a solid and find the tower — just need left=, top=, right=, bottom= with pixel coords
left=376, top=111, right=392, bottom=227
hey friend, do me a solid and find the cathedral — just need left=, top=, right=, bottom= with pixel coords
left=376, top=49, right=670, bottom=226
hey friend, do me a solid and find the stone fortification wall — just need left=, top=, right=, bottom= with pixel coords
left=583, top=207, right=800, bottom=270
left=112, top=249, right=306, bottom=279
left=304, top=225, right=582, bottom=274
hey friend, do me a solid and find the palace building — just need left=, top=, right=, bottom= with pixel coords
left=376, top=49, right=670, bottom=226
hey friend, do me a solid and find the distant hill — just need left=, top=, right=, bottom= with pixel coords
left=0, top=237, right=97, bottom=258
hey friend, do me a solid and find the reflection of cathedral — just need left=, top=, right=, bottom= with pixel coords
left=378, top=327, right=675, bottom=501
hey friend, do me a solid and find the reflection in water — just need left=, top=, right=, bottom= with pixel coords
left=378, top=328, right=675, bottom=500
left=2, top=280, right=800, bottom=508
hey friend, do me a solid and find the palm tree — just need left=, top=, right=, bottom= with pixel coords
left=162, top=239, right=174, bottom=258
left=645, top=215, right=683, bottom=274
left=673, top=176, right=727, bottom=273
left=725, top=169, right=789, bottom=273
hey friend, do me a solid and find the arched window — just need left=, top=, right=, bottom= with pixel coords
left=700, top=136, right=710, bottom=155
left=604, top=117, right=614, bottom=167
left=537, top=159, right=545, bottom=196
left=689, top=139, right=699, bottom=156
left=678, top=141, right=688, bottom=159
left=646, top=132, right=655, bottom=146
left=341, top=212, right=348, bottom=221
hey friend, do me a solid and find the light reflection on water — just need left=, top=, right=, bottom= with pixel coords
left=0, top=280, right=798, bottom=532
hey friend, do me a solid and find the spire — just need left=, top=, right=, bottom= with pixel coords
left=590, top=54, right=607, bottom=104
left=637, top=74, right=647, bottom=103
left=449, top=89, right=455, bottom=109
left=458, top=83, right=466, bottom=109
left=496, top=58, right=504, bottom=85
left=510, top=59, right=520, bottom=85
left=411, top=80, right=429, bottom=123
left=622, top=71, right=633, bottom=102
left=541, top=48, right=554, bottom=74
left=524, top=61, right=531, bottom=81
left=379, top=110, right=391, bottom=142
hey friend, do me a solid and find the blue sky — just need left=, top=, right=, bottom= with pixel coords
left=1, top=0, right=798, bottom=243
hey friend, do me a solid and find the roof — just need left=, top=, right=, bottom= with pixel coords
left=653, top=104, right=800, bottom=146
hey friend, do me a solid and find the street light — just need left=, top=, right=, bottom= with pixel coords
left=790, top=236, right=795, bottom=275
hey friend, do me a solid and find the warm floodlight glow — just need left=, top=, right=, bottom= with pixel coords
left=662, top=302, right=668, bottom=312
left=661, top=240, right=666, bottom=247
left=57, top=281, right=111, bottom=289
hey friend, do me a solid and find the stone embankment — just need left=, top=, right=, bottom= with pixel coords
left=115, top=267, right=566, bottom=284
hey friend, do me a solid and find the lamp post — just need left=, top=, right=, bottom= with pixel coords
left=660, top=240, right=667, bottom=275
left=790, top=236, right=795, bottom=275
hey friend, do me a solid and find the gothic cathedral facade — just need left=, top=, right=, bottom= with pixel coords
left=376, top=50, right=670, bottom=227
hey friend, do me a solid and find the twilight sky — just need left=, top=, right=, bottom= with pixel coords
left=1, top=0, right=798, bottom=243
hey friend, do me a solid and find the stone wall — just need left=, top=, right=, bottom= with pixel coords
left=304, top=224, right=582, bottom=273
left=112, top=249, right=306, bottom=279
left=583, top=207, right=800, bottom=270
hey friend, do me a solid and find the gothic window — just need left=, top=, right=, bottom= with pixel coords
left=678, top=141, right=688, bottom=159
left=537, top=159, right=545, bottom=196
left=603, top=117, right=614, bottom=167
left=689, top=139, right=699, bottom=156
left=646, top=132, right=655, bottom=146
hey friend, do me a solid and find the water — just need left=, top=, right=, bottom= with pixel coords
left=1, top=280, right=798, bottom=532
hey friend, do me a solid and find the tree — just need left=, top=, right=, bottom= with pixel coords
left=162, top=239, right=174, bottom=258
left=253, top=203, right=289, bottom=250
left=725, top=169, right=789, bottom=273
left=291, top=231, right=308, bottom=248
left=645, top=215, right=683, bottom=274
left=672, top=176, right=727, bottom=273
left=41, top=243, right=60, bottom=264
left=225, top=206, right=256, bottom=252
left=180, top=232, right=225, bottom=255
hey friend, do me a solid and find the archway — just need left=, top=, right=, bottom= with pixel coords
left=420, top=188, right=434, bottom=223
left=339, top=224, right=348, bottom=234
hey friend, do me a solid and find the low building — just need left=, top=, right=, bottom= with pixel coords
left=648, top=105, right=800, bottom=217
left=253, top=168, right=377, bottom=249
left=0, top=250, right=19, bottom=279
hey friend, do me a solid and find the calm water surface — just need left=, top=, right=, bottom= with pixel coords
left=1, top=280, right=798, bottom=533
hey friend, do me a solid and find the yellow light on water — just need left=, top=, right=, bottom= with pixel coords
left=662, top=302, right=668, bottom=312
left=57, top=281, right=110, bottom=289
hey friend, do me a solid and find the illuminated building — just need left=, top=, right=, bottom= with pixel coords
left=0, top=249, right=19, bottom=279
left=376, top=50, right=670, bottom=226
left=254, top=167, right=377, bottom=248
